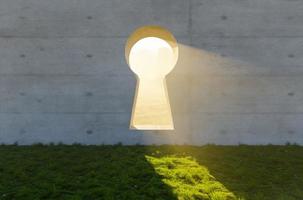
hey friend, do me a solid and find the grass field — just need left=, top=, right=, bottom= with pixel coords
left=0, top=145, right=302, bottom=200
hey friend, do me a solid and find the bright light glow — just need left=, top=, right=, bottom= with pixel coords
left=129, top=37, right=175, bottom=79
left=128, top=36, right=177, bottom=130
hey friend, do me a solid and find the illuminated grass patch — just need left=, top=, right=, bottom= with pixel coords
left=146, top=155, right=240, bottom=200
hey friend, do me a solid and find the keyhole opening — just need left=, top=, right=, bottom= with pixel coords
left=125, top=26, right=178, bottom=130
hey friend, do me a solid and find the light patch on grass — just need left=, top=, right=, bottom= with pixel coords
left=146, top=155, right=243, bottom=200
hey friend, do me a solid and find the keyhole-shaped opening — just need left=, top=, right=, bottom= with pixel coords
left=125, top=26, right=178, bottom=130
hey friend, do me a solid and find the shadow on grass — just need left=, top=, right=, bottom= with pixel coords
left=0, top=145, right=177, bottom=200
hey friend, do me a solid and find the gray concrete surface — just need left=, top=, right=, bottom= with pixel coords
left=0, top=0, right=302, bottom=145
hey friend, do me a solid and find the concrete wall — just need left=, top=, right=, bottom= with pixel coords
left=0, top=0, right=302, bottom=145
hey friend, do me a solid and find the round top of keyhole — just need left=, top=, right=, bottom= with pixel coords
left=129, top=37, right=175, bottom=78
left=125, top=26, right=178, bottom=79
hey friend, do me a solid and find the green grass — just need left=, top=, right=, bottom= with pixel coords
left=146, top=155, right=238, bottom=199
left=0, top=145, right=302, bottom=200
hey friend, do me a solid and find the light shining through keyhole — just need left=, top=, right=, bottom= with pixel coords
left=125, top=26, right=178, bottom=130
left=129, top=37, right=176, bottom=79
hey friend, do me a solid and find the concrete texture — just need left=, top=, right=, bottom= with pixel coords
left=0, top=0, right=302, bottom=145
